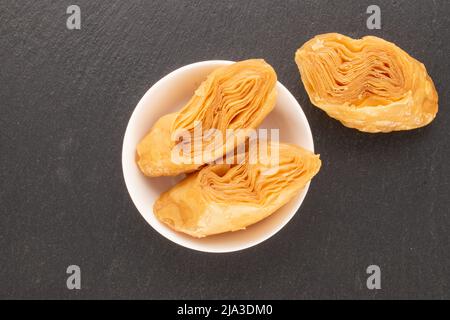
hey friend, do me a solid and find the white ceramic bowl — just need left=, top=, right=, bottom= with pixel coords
left=122, top=60, right=314, bottom=253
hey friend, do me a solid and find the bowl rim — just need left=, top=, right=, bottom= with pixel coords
left=122, top=60, right=314, bottom=253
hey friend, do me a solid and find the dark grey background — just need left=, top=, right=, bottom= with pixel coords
left=1, top=0, right=449, bottom=299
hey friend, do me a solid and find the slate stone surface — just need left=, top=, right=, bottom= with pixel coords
left=0, top=0, right=449, bottom=299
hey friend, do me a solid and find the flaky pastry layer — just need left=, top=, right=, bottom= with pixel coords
left=154, top=142, right=321, bottom=238
left=137, top=59, right=277, bottom=176
left=295, top=33, right=438, bottom=132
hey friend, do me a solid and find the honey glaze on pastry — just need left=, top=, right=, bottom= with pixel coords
left=136, top=59, right=277, bottom=177
left=295, top=33, right=438, bottom=133
left=154, top=142, right=321, bottom=238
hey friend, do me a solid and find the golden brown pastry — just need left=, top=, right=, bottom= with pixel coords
left=154, top=142, right=321, bottom=238
left=295, top=33, right=438, bottom=133
left=137, top=59, right=277, bottom=176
